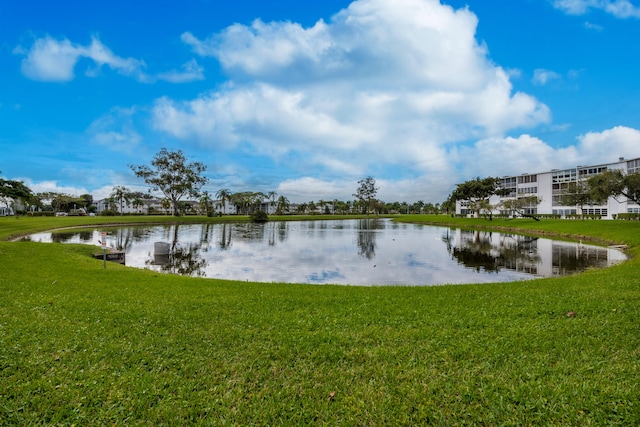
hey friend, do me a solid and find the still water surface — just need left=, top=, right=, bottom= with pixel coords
left=28, top=219, right=626, bottom=286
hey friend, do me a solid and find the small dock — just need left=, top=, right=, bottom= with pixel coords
left=93, top=251, right=126, bottom=264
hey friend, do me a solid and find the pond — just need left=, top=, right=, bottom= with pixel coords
left=26, top=219, right=627, bottom=286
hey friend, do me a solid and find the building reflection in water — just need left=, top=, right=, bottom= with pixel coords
left=447, top=229, right=622, bottom=277
left=26, top=220, right=627, bottom=285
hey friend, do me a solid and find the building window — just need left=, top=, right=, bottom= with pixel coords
left=517, top=187, right=537, bottom=195
left=518, top=175, right=537, bottom=184
left=583, top=208, right=608, bottom=217
left=552, top=169, right=577, bottom=183
left=500, top=177, right=517, bottom=187
left=579, top=166, right=608, bottom=177
left=553, top=209, right=577, bottom=216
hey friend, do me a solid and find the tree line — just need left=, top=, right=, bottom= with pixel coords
left=5, top=149, right=638, bottom=219
left=0, top=173, right=96, bottom=215
left=1, top=151, right=453, bottom=217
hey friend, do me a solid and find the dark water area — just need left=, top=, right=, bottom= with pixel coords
left=27, top=219, right=626, bottom=286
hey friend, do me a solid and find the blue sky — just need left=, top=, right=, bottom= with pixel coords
left=2, top=0, right=640, bottom=203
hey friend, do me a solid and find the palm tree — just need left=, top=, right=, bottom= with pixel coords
left=216, top=188, right=232, bottom=215
left=307, top=201, right=317, bottom=214
left=296, top=203, right=308, bottom=214
left=267, top=191, right=278, bottom=214
left=318, top=199, right=327, bottom=214
left=131, top=196, right=144, bottom=214
left=229, top=192, right=250, bottom=215
left=252, top=192, right=267, bottom=213
left=161, top=198, right=171, bottom=215
left=110, top=186, right=132, bottom=216
left=275, top=195, right=290, bottom=215
left=199, top=191, right=213, bottom=216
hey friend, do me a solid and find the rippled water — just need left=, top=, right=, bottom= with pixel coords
left=27, top=219, right=627, bottom=286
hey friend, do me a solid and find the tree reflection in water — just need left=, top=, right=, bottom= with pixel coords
left=451, top=230, right=501, bottom=273
left=146, top=224, right=208, bottom=277
left=216, top=223, right=232, bottom=250
left=444, top=229, right=615, bottom=277
left=112, top=227, right=149, bottom=251
left=446, top=230, right=544, bottom=274
left=50, top=231, right=94, bottom=243
left=147, top=243, right=208, bottom=277
left=31, top=220, right=626, bottom=285
left=356, top=218, right=383, bottom=259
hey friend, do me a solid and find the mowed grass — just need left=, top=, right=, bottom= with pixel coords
left=1, top=216, right=639, bottom=425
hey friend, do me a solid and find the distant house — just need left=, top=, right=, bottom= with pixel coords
left=0, top=198, right=25, bottom=215
left=212, top=200, right=237, bottom=215
left=94, top=198, right=173, bottom=215
left=93, top=198, right=239, bottom=215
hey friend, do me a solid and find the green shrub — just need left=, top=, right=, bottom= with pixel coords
left=29, top=211, right=55, bottom=217
left=617, top=213, right=640, bottom=221
left=250, top=209, right=269, bottom=223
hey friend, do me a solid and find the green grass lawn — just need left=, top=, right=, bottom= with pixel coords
left=1, top=215, right=639, bottom=425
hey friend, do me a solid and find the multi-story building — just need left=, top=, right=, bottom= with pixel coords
left=456, top=156, right=640, bottom=219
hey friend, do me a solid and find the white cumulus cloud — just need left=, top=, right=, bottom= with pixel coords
left=458, top=126, right=640, bottom=181
left=574, top=126, right=640, bottom=160
left=552, top=0, right=640, bottom=18
left=159, top=0, right=550, bottom=181
left=17, top=36, right=146, bottom=82
left=16, top=36, right=205, bottom=84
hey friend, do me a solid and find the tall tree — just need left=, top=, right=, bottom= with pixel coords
left=353, top=176, right=379, bottom=215
left=296, top=203, right=308, bottom=214
left=588, top=170, right=640, bottom=205
left=110, top=186, right=132, bottom=215
left=49, top=193, right=79, bottom=213
left=0, top=178, right=35, bottom=215
left=275, top=195, right=290, bottom=215
left=559, top=181, right=595, bottom=218
left=307, top=200, right=317, bottom=214
left=229, top=192, right=246, bottom=215
left=199, top=191, right=213, bottom=216
left=216, top=188, right=232, bottom=215
left=501, top=196, right=542, bottom=221
left=441, top=197, right=455, bottom=215
left=267, top=191, right=278, bottom=213
left=229, top=191, right=264, bottom=214
left=449, top=177, right=509, bottom=219
left=161, top=198, right=172, bottom=215
left=78, top=194, right=94, bottom=210
left=130, top=148, right=208, bottom=216
left=130, top=194, right=145, bottom=214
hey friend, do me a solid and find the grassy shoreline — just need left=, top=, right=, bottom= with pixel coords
left=1, top=215, right=639, bottom=425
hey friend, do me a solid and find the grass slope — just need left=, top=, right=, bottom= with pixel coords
left=1, top=216, right=639, bottom=425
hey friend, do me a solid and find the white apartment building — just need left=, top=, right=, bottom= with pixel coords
left=456, top=156, right=640, bottom=219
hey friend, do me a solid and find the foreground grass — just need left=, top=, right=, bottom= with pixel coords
left=1, top=216, right=639, bottom=425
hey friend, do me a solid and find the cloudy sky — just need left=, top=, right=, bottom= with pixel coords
left=2, top=0, right=639, bottom=203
